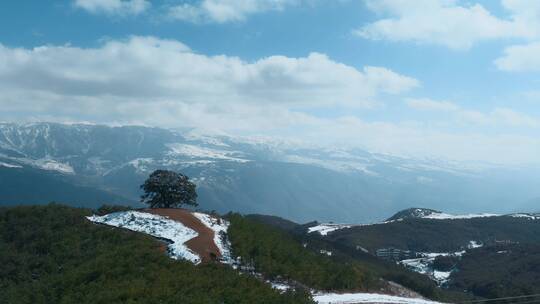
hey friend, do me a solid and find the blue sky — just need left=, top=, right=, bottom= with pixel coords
left=1, top=0, right=539, bottom=164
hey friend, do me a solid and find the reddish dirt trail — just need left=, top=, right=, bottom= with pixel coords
left=143, top=208, right=221, bottom=263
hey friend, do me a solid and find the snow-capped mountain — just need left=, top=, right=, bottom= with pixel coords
left=1, top=122, right=539, bottom=222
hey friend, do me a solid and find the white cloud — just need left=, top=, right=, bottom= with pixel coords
left=457, top=108, right=540, bottom=128
left=502, top=0, right=540, bottom=32
left=284, top=115, right=540, bottom=164
left=363, top=67, right=420, bottom=94
left=168, top=0, right=298, bottom=23
left=495, top=42, right=540, bottom=71
left=490, top=107, right=540, bottom=128
left=0, top=36, right=417, bottom=128
left=406, top=98, right=539, bottom=128
left=356, top=0, right=537, bottom=50
left=74, top=0, right=151, bottom=16
left=406, top=98, right=459, bottom=112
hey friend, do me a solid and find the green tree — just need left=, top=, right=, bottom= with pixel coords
left=140, top=170, right=198, bottom=208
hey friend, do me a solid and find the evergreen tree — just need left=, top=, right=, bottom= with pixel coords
left=140, top=170, right=198, bottom=208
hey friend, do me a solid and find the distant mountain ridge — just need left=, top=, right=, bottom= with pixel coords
left=1, top=122, right=540, bottom=222
left=386, top=208, right=443, bottom=221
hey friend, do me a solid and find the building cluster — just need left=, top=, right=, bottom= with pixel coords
left=375, top=248, right=414, bottom=261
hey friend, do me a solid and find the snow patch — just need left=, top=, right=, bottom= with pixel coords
left=35, top=159, right=74, bottom=174
left=270, top=282, right=292, bottom=293
left=192, top=212, right=234, bottom=264
left=87, top=211, right=201, bottom=264
left=422, top=212, right=499, bottom=220
left=129, top=158, right=154, bottom=172
left=509, top=213, right=540, bottom=220
left=467, top=241, right=483, bottom=249
left=313, top=292, right=442, bottom=304
left=320, top=249, right=333, bottom=256
left=308, top=220, right=397, bottom=235
left=283, top=155, right=378, bottom=175
left=167, top=143, right=249, bottom=162
left=0, top=161, right=22, bottom=168
left=400, top=241, right=481, bottom=286
left=432, top=271, right=451, bottom=283
left=308, top=224, right=352, bottom=236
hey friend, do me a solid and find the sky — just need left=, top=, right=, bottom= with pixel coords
left=1, top=0, right=540, bottom=164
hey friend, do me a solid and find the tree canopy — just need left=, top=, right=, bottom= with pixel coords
left=140, top=170, right=198, bottom=208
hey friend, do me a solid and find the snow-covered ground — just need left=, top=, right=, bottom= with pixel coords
left=308, top=224, right=352, bottom=236
left=400, top=255, right=453, bottom=286
left=166, top=143, right=249, bottom=163
left=313, top=292, right=442, bottom=304
left=192, top=212, right=234, bottom=264
left=266, top=282, right=445, bottom=303
left=421, top=212, right=499, bottom=220
left=34, top=159, right=75, bottom=174
left=269, top=282, right=292, bottom=293
left=432, top=271, right=451, bottom=284
left=87, top=211, right=201, bottom=264
left=509, top=213, right=540, bottom=220
left=308, top=219, right=399, bottom=236
left=400, top=241, right=483, bottom=286
left=468, top=241, right=483, bottom=249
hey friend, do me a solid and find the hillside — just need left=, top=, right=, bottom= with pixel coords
left=0, top=204, right=312, bottom=304
left=450, top=243, right=540, bottom=298
left=318, top=212, right=540, bottom=253
left=2, top=122, right=540, bottom=223
left=301, top=208, right=540, bottom=299
left=2, top=204, right=470, bottom=304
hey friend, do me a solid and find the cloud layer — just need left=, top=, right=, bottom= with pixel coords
left=74, top=0, right=151, bottom=16
left=168, top=0, right=299, bottom=23
left=495, top=42, right=540, bottom=71
left=1, top=35, right=538, bottom=164
left=0, top=36, right=417, bottom=127
left=357, top=0, right=540, bottom=50
left=406, top=98, right=540, bottom=128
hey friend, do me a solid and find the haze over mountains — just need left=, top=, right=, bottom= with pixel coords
left=1, top=122, right=538, bottom=223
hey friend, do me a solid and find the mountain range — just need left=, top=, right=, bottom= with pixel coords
left=1, top=122, right=539, bottom=222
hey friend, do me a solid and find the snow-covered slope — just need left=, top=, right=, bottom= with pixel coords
left=87, top=211, right=201, bottom=263
left=87, top=210, right=236, bottom=265
left=308, top=224, right=353, bottom=236
left=509, top=213, right=540, bottom=220
left=313, top=292, right=442, bottom=304
left=193, top=212, right=234, bottom=264
left=422, top=212, right=499, bottom=220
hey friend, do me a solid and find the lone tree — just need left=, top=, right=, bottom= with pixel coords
left=140, top=170, right=198, bottom=208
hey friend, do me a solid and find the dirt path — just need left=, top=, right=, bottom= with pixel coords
left=143, top=208, right=221, bottom=263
